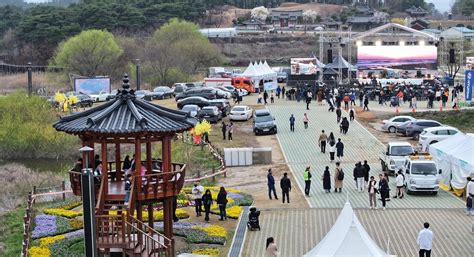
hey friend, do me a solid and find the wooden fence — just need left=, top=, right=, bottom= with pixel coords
left=21, top=192, right=35, bottom=257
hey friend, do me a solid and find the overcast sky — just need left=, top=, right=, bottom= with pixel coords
left=25, top=0, right=454, bottom=13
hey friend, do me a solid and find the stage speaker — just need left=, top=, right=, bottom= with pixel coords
left=449, top=49, right=456, bottom=63
left=416, top=70, right=422, bottom=78
left=327, top=49, right=333, bottom=63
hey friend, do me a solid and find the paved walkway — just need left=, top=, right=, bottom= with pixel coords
left=266, top=100, right=465, bottom=209
left=241, top=208, right=473, bottom=257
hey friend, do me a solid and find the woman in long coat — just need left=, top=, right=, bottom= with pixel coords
left=322, top=166, right=331, bottom=193
left=334, top=162, right=343, bottom=193
left=336, top=138, right=344, bottom=160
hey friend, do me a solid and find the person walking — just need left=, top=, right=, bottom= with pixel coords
left=363, top=160, right=370, bottom=187
left=322, top=166, right=331, bottom=193
left=417, top=222, right=433, bottom=257
left=227, top=122, right=234, bottom=141
left=328, top=142, right=336, bottom=162
left=318, top=130, right=328, bottom=153
left=289, top=114, right=295, bottom=132
left=276, top=86, right=281, bottom=99
left=303, top=113, right=309, bottom=129
left=328, top=132, right=335, bottom=145
left=336, top=106, right=342, bottom=123
left=202, top=189, right=213, bottom=222
left=334, top=162, right=343, bottom=193
left=394, top=170, right=405, bottom=199
left=343, top=94, right=350, bottom=110
left=257, top=92, right=263, bottom=104
left=466, top=177, right=474, bottom=215
left=368, top=176, right=377, bottom=209
left=363, top=96, right=369, bottom=111
left=217, top=187, right=228, bottom=220
left=306, top=90, right=312, bottom=110
left=354, top=162, right=365, bottom=192
left=221, top=122, right=227, bottom=140
left=280, top=172, right=292, bottom=203
left=281, top=86, right=286, bottom=99
left=336, top=138, right=344, bottom=161
left=265, top=237, right=279, bottom=257
left=192, top=182, right=204, bottom=216
left=349, top=108, right=355, bottom=121
left=270, top=91, right=275, bottom=103
left=379, top=174, right=390, bottom=210
left=267, top=169, right=278, bottom=200
left=341, top=117, right=349, bottom=134
left=359, top=91, right=364, bottom=107
left=263, top=90, right=268, bottom=105
left=304, top=166, right=312, bottom=196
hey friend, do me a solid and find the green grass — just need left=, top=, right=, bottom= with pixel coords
left=409, top=109, right=474, bottom=133
left=0, top=208, right=25, bottom=257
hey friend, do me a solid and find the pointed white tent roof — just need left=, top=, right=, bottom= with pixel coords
left=304, top=202, right=395, bottom=257
left=241, top=62, right=261, bottom=79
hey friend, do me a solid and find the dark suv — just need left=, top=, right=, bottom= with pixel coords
left=175, top=88, right=217, bottom=100
left=397, top=119, right=443, bottom=139
left=209, top=99, right=231, bottom=117
left=253, top=109, right=277, bottom=135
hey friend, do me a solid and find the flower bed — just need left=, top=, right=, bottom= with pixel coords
left=154, top=222, right=227, bottom=245
left=108, top=208, right=189, bottom=221
left=32, top=215, right=83, bottom=239
left=29, top=230, right=84, bottom=257
left=192, top=247, right=220, bottom=256
left=43, top=208, right=81, bottom=218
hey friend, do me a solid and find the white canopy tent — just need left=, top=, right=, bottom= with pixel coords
left=304, top=202, right=395, bottom=257
left=429, top=133, right=474, bottom=194
left=241, top=61, right=277, bottom=92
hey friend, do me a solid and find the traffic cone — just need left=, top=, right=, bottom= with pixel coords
left=395, top=107, right=399, bottom=114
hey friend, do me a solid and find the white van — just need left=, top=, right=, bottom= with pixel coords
left=401, top=155, right=441, bottom=195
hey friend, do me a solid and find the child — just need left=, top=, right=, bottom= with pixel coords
left=124, top=174, right=132, bottom=206
left=349, top=108, right=355, bottom=121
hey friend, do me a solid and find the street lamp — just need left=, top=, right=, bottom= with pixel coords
left=79, top=146, right=98, bottom=257
left=135, top=59, right=141, bottom=91
left=27, top=62, right=32, bottom=97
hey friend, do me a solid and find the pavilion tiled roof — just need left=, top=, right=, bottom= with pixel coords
left=53, top=75, right=196, bottom=135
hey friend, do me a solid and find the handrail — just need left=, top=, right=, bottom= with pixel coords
left=127, top=176, right=137, bottom=217
left=95, top=176, right=107, bottom=213
left=128, top=216, right=171, bottom=249
left=124, top=216, right=171, bottom=256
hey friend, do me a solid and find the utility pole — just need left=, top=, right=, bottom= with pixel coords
left=27, top=62, right=32, bottom=97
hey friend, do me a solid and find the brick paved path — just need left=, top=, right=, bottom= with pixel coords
left=242, top=208, right=473, bottom=257
left=266, top=100, right=465, bottom=209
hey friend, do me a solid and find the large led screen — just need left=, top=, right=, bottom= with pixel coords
left=74, top=77, right=111, bottom=94
left=290, top=58, right=318, bottom=75
left=357, top=46, right=437, bottom=69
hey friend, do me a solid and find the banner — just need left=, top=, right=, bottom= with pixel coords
left=290, top=58, right=318, bottom=75
left=465, top=70, right=474, bottom=102
left=466, top=57, right=474, bottom=70
left=74, top=77, right=111, bottom=94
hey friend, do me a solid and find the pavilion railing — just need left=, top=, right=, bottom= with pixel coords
left=124, top=216, right=172, bottom=257
left=138, top=168, right=186, bottom=200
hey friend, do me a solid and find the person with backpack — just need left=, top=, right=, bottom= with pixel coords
left=303, top=166, right=312, bottom=196
left=334, top=162, right=344, bottom=193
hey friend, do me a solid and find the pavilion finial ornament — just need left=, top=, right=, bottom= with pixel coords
left=122, top=73, right=131, bottom=90
left=117, top=73, right=136, bottom=99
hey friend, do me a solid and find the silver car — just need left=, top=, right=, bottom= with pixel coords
left=381, top=115, right=416, bottom=133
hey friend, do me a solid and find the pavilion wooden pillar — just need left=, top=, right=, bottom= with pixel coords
left=146, top=137, right=154, bottom=228
left=162, top=135, right=173, bottom=244
left=147, top=203, right=154, bottom=228
left=101, top=139, right=108, bottom=194
left=115, top=142, right=121, bottom=181
left=134, top=137, right=142, bottom=194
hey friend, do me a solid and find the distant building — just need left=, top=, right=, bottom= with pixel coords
left=239, top=20, right=265, bottom=30
left=270, top=10, right=303, bottom=28
left=405, top=6, right=428, bottom=18
left=321, top=18, right=341, bottom=31
left=349, top=16, right=387, bottom=31
left=410, top=19, right=430, bottom=30
left=421, top=28, right=442, bottom=38
left=199, top=28, right=237, bottom=38
left=440, top=27, right=474, bottom=40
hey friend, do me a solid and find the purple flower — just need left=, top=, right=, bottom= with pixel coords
left=154, top=221, right=209, bottom=229
left=64, top=229, right=84, bottom=239
left=32, top=215, right=57, bottom=239
left=227, top=193, right=244, bottom=199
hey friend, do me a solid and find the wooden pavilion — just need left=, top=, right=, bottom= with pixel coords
left=53, top=75, right=196, bottom=256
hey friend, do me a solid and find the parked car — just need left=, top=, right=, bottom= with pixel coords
left=106, top=89, right=118, bottom=101
left=172, top=83, right=188, bottom=96
left=419, top=126, right=461, bottom=151
left=208, top=99, right=231, bottom=116
left=185, top=82, right=204, bottom=88
left=397, top=119, right=443, bottom=139
left=402, top=155, right=441, bottom=195
left=198, top=106, right=222, bottom=123
left=253, top=109, right=277, bottom=135
left=213, top=87, right=232, bottom=99
left=177, top=96, right=210, bottom=109
left=145, top=86, right=174, bottom=100
left=181, top=104, right=200, bottom=118
left=175, top=88, right=217, bottom=101
left=381, top=115, right=416, bottom=133
left=229, top=105, right=253, bottom=121
left=74, top=94, right=94, bottom=108
left=277, top=72, right=287, bottom=83
left=89, top=91, right=109, bottom=102
left=135, top=90, right=150, bottom=100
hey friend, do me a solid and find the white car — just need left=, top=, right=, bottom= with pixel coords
left=229, top=105, right=253, bottom=121
left=89, top=91, right=109, bottom=102
left=381, top=115, right=416, bottom=133
left=181, top=104, right=200, bottom=118
left=419, top=126, right=461, bottom=151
